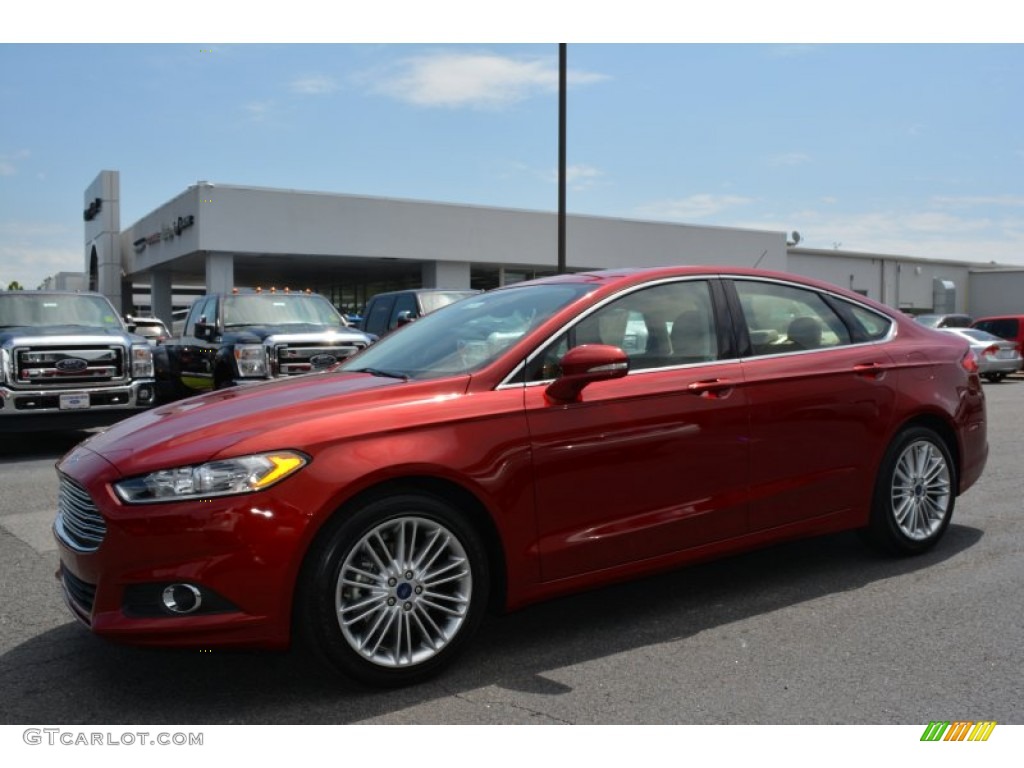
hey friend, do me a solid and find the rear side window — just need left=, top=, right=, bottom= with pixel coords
left=734, top=280, right=851, bottom=355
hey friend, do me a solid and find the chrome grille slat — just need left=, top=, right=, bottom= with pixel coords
left=55, top=475, right=106, bottom=552
left=274, top=341, right=366, bottom=375
left=14, top=345, right=127, bottom=388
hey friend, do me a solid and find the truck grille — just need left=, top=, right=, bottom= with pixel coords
left=274, top=341, right=368, bottom=375
left=55, top=475, right=107, bottom=552
left=14, top=345, right=126, bottom=388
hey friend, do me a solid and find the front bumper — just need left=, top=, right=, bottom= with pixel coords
left=1, top=380, right=156, bottom=431
left=53, top=446, right=316, bottom=649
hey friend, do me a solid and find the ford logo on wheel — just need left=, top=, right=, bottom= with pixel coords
left=309, top=354, right=338, bottom=369
left=56, top=358, right=89, bottom=373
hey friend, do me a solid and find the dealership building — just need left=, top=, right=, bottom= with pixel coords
left=78, top=170, right=1016, bottom=324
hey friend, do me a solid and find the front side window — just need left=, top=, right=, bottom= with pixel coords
left=524, top=280, right=718, bottom=382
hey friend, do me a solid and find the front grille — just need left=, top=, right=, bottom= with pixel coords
left=274, top=341, right=367, bottom=375
left=60, top=565, right=97, bottom=615
left=14, top=345, right=126, bottom=388
left=55, top=475, right=106, bottom=552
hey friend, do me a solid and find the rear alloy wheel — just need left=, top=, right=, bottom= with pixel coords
left=299, top=493, right=488, bottom=688
left=868, top=427, right=955, bottom=555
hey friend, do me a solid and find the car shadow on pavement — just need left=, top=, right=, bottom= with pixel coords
left=0, top=524, right=982, bottom=725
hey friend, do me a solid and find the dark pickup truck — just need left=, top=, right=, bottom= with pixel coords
left=154, top=290, right=373, bottom=401
left=0, top=290, right=157, bottom=431
left=360, top=288, right=481, bottom=337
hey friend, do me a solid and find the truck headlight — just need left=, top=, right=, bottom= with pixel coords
left=113, top=451, right=308, bottom=504
left=234, top=344, right=268, bottom=377
left=131, top=344, right=154, bottom=378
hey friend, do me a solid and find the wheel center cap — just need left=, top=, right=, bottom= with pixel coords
left=914, top=483, right=924, bottom=497
left=396, top=582, right=413, bottom=600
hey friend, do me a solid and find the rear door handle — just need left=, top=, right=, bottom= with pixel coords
left=853, top=362, right=888, bottom=380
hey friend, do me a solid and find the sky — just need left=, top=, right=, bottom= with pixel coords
left=2, top=5, right=1023, bottom=290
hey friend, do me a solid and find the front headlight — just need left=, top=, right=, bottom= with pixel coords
left=234, top=343, right=268, bottom=377
left=113, top=451, right=308, bottom=504
left=131, top=344, right=154, bottom=378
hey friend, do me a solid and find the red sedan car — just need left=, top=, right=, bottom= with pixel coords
left=54, top=267, right=988, bottom=687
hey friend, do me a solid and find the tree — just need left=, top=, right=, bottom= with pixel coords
left=7, top=281, right=23, bottom=291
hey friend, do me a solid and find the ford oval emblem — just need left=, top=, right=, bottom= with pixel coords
left=309, top=354, right=338, bottom=369
left=56, top=357, right=89, bottom=373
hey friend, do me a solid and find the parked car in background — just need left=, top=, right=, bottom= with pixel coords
left=124, top=316, right=171, bottom=346
left=915, top=313, right=973, bottom=329
left=360, top=288, right=481, bottom=337
left=1, top=291, right=156, bottom=431
left=972, top=315, right=1024, bottom=359
left=54, top=267, right=987, bottom=688
left=940, top=327, right=1023, bottom=382
left=153, top=289, right=373, bottom=402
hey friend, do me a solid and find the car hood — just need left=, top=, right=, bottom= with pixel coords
left=75, top=371, right=471, bottom=476
left=0, top=325, right=130, bottom=343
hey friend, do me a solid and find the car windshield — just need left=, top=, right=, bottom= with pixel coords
left=222, top=294, right=345, bottom=327
left=340, top=283, right=595, bottom=380
left=0, top=293, right=123, bottom=330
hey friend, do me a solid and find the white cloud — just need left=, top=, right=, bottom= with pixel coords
left=290, top=75, right=338, bottom=95
left=244, top=101, right=275, bottom=121
left=0, top=150, right=31, bottom=177
left=364, top=51, right=607, bottom=109
left=635, top=194, right=755, bottom=221
left=932, top=194, right=1024, bottom=209
left=765, top=152, right=811, bottom=167
left=566, top=164, right=605, bottom=191
left=738, top=205, right=1024, bottom=264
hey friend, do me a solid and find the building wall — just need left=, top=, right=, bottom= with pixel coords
left=968, top=270, right=1024, bottom=317
left=788, top=249, right=973, bottom=313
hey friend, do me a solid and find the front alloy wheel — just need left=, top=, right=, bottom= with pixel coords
left=868, top=427, right=956, bottom=555
left=299, top=493, right=489, bottom=687
left=337, top=515, right=473, bottom=669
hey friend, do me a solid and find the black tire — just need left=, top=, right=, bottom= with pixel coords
left=866, top=426, right=956, bottom=555
left=984, top=373, right=1006, bottom=383
left=296, top=492, right=489, bottom=688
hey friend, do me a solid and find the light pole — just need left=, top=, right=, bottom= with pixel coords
left=558, top=43, right=567, bottom=274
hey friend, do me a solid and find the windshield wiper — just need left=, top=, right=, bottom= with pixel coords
left=349, top=367, right=409, bottom=381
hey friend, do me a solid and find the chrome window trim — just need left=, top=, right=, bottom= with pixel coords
left=496, top=274, right=899, bottom=389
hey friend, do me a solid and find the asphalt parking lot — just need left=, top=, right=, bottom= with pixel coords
left=0, top=380, right=1021, bottom=725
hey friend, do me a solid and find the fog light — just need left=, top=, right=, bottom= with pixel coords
left=161, top=583, right=203, bottom=615
left=137, top=385, right=154, bottom=404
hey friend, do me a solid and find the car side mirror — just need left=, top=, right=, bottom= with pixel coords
left=195, top=322, right=213, bottom=341
left=395, top=310, right=416, bottom=327
left=545, top=344, right=629, bottom=404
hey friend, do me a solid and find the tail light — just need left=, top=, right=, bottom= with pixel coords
left=960, top=349, right=979, bottom=374
left=982, top=344, right=999, bottom=359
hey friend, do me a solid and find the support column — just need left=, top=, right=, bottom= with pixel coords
left=421, top=261, right=471, bottom=289
left=205, top=252, right=234, bottom=295
left=150, top=271, right=174, bottom=325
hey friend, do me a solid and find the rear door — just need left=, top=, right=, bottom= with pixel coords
left=726, top=278, right=899, bottom=532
